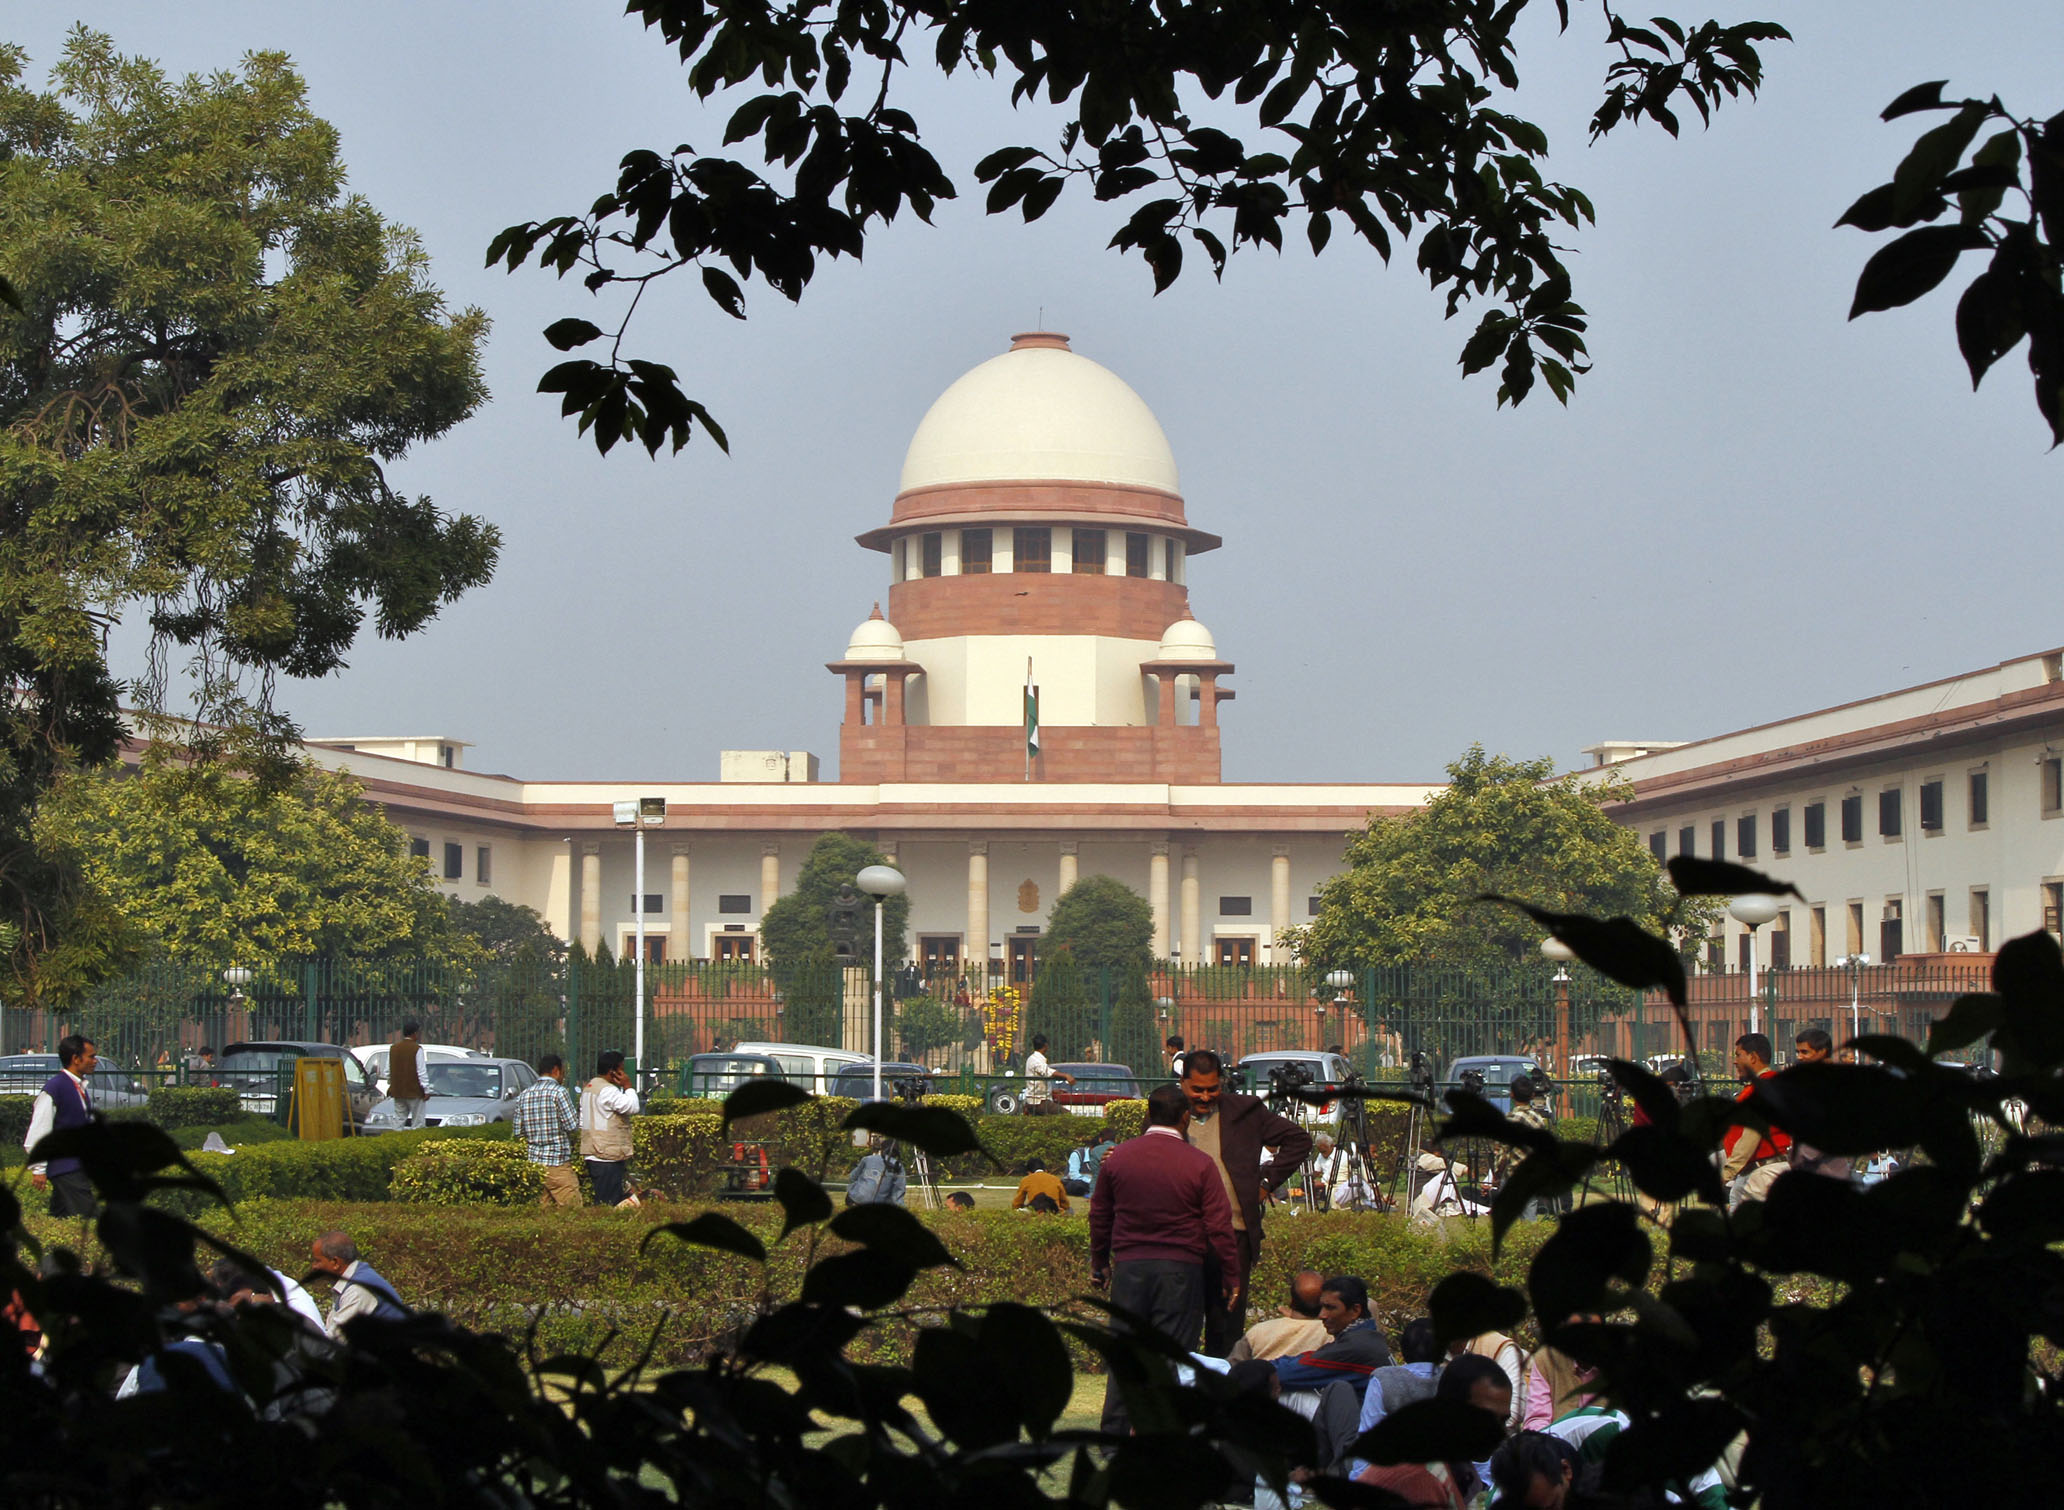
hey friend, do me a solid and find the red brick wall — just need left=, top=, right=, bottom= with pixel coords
left=888, top=574, right=1189, bottom=640
left=841, top=723, right=1221, bottom=784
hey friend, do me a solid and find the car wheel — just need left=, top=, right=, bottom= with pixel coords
left=988, top=1086, right=1022, bottom=1116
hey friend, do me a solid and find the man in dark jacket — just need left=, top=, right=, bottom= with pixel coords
left=1179, top=1049, right=1312, bottom=1353
left=1273, top=1275, right=1394, bottom=1400
left=1090, top=1083, right=1241, bottom=1431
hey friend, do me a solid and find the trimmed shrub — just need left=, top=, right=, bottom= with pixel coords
left=163, top=1123, right=512, bottom=1210
left=393, top=1139, right=546, bottom=1206
left=925, top=1093, right=983, bottom=1122
left=147, top=1086, right=243, bottom=1128
left=643, top=1096, right=723, bottom=1119
left=964, top=1113, right=1108, bottom=1176
left=1103, top=1099, right=1146, bottom=1141
left=0, top=1096, right=33, bottom=1153
left=634, top=1113, right=728, bottom=1196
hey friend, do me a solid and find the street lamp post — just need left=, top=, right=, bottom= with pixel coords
left=1728, top=894, right=1782, bottom=1035
left=1840, top=952, right=1871, bottom=1050
left=1540, top=937, right=1575, bottom=1079
left=614, top=798, right=668, bottom=1085
left=1322, top=968, right=1353, bottom=1044
left=856, top=864, right=907, bottom=1102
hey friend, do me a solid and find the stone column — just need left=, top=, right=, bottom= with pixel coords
left=579, top=842, right=602, bottom=954
left=1149, top=842, right=1171, bottom=957
left=1058, top=840, right=1079, bottom=896
left=1270, top=847, right=1292, bottom=961
left=671, top=844, right=691, bottom=963
left=544, top=842, right=573, bottom=942
left=760, top=842, right=781, bottom=914
left=1180, top=847, right=1201, bottom=966
left=967, top=843, right=990, bottom=981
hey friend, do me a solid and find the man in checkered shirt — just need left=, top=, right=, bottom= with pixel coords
left=512, top=1053, right=581, bottom=1208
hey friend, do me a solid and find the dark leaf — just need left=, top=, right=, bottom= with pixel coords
left=1835, top=182, right=1943, bottom=233
left=542, top=317, right=605, bottom=350
left=701, top=265, right=748, bottom=319
left=1599, top=1399, right=1748, bottom=1495
left=741, top=1302, right=865, bottom=1364
left=1529, top=1202, right=1651, bottom=1329
left=981, top=1303, right=1074, bottom=1436
left=1978, top=1169, right=2064, bottom=1247
left=844, top=1101, right=984, bottom=1157
left=725, top=1079, right=813, bottom=1125
left=1478, top=897, right=1686, bottom=1006
left=1428, top=1272, right=1527, bottom=1351
left=828, top=1202, right=959, bottom=1269
left=642, top=1212, right=767, bottom=1264
left=1848, top=224, right=1989, bottom=318
left=1882, top=80, right=1953, bottom=120
left=1605, top=1058, right=1679, bottom=1132
left=1991, top=930, right=2064, bottom=1073
left=1353, top=1398, right=1507, bottom=1467
left=1663, top=856, right=1803, bottom=900
left=911, top=1329, right=1016, bottom=1448
left=1438, top=1090, right=1553, bottom=1151
left=1111, top=1433, right=1237, bottom=1507
left=1955, top=269, right=2025, bottom=389
left=1609, top=1124, right=1726, bottom=1205
left=800, top=1249, right=917, bottom=1308
left=1491, top=1143, right=1601, bottom=1247
left=1928, top=992, right=2006, bottom=1056
left=773, top=1166, right=833, bottom=1241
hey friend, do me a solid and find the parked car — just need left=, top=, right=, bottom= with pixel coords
left=362, top=1056, right=540, bottom=1131
left=0, top=1053, right=151, bottom=1110
left=828, top=1062, right=933, bottom=1103
left=349, top=1042, right=488, bottom=1096
left=1443, top=1055, right=1544, bottom=1116
left=1233, top=1051, right=1357, bottom=1133
left=1050, top=1063, right=1144, bottom=1116
left=217, top=1041, right=381, bottom=1123
left=681, top=1052, right=786, bottom=1099
left=727, top=1041, right=871, bottom=1093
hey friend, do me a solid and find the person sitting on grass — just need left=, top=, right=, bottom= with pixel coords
left=1012, top=1158, right=1071, bottom=1214
left=944, top=1190, right=975, bottom=1211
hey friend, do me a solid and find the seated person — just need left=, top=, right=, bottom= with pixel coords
left=1347, top=1318, right=1443, bottom=1478
left=943, top=1190, right=976, bottom=1211
left=1011, top=1159, right=1071, bottom=1214
left=1228, top=1269, right=1330, bottom=1362
left=1273, top=1275, right=1394, bottom=1402
left=1356, top=1354, right=1512, bottom=1510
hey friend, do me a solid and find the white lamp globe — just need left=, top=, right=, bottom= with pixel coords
left=1539, top=936, right=1577, bottom=963
left=856, top=864, right=906, bottom=899
left=1728, top=893, right=1781, bottom=928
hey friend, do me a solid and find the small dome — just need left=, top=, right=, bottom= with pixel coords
left=898, top=333, right=1181, bottom=495
left=1157, top=615, right=1218, bottom=662
left=845, top=605, right=905, bottom=662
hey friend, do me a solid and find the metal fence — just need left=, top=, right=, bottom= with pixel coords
left=4, top=954, right=1995, bottom=1111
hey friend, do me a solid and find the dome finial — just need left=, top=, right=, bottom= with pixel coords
left=1009, top=331, right=1071, bottom=352
left=868, top=602, right=884, bottom=620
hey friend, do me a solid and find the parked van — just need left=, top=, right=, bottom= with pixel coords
left=727, top=1041, right=870, bottom=1094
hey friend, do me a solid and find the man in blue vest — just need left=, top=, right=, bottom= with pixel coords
left=24, top=1035, right=98, bottom=1218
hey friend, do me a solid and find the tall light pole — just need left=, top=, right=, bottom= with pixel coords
left=856, top=863, right=906, bottom=1102
left=1322, top=969, right=1353, bottom=1047
left=1540, top=936, right=1575, bottom=1079
left=1728, top=894, right=1781, bottom=1035
left=614, top=797, right=667, bottom=1085
left=1840, top=952, right=1871, bottom=1051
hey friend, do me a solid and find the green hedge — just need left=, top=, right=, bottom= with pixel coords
left=0, top=1096, right=31, bottom=1151
left=23, top=1197, right=1548, bottom=1371
left=147, top=1086, right=244, bottom=1128
left=393, top=1139, right=545, bottom=1207
left=161, top=1123, right=513, bottom=1209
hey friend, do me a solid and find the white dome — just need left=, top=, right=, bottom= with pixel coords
left=898, top=333, right=1180, bottom=494
left=845, top=608, right=905, bottom=662
left=1157, top=616, right=1218, bottom=662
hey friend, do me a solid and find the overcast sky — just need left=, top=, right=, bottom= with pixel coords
left=17, top=2, right=2063, bottom=784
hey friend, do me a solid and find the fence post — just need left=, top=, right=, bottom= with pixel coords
left=565, top=951, right=581, bottom=1078
left=1099, top=967, right=1112, bottom=1060
left=303, top=961, right=319, bottom=1042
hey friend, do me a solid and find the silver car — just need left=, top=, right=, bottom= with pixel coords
left=0, top=1053, right=150, bottom=1110
left=361, top=1056, right=539, bottom=1131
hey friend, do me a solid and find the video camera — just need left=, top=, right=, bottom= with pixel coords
left=1266, top=1062, right=1316, bottom=1099
left=1457, top=1066, right=1488, bottom=1097
left=891, top=1076, right=929, bottom=1103
left=1408, top=1050, right=1435, bottom=1092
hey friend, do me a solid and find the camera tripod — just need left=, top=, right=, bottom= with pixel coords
left=1303, top=1079, right=1387, bottom=1213
left=1590, top=1075, right=1635, bottom=1202
left=1391, top=1063, right=1483, bottom=1219
left=884, top=1138, right=942, bottom=1209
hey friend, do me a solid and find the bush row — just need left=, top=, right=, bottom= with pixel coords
left=23, top=1197, right=1547, bottom=1372
left=159, top=1123, right=513, bottom=1210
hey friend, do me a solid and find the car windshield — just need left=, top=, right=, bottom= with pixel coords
left=1059, top=1067, right=1138, bottom=1092
left=425, top=1063, right=503, bottom=1098
left=689, top=1057, right=775, bottom=1095
left=218, top=1050, right=294, bottom=1080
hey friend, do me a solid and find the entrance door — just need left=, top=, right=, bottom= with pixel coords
left=1008, top=935, right=1038, bottom=985
left=714, top=933, right=756, bottom=963
left=921, top=935, right=962, bottom=979
left=1214, top=937, right=1256, bottom=968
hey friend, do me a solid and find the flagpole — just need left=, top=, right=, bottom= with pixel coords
left=1025, top=656, right=1032, bottom=782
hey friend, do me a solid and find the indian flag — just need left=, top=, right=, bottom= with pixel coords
left=1024, top=659, right=1040, bottom=760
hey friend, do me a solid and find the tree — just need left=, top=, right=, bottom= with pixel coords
left=31, top=753, right=469, bottom=998
left=760, top=832, right=909, bottom=1044
left=1295, top=744, right=1718, bottom=976
left=494, top=1, right=1791, bottom=456
left=1034, top=876, right=1157, bottom=1066
left=0, top=31, right=495, bottom=978
left=449, top=896, right=567, bottom=1062
left=893, top=993, right=961, bottom=1062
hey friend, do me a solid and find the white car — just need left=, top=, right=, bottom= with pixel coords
left=362, top=1056, right=539, bottom=1131
left=1234, top=1052, right=1356, bottom=1134
left=350, top=1042, right=488, bottom=1097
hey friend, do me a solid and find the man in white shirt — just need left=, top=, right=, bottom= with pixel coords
left=579, top=1049, right=641, bottom=1205
left=1022, top=1034, right=1075, bottom=1116
left=25, top=1035, right=98, bottom=1217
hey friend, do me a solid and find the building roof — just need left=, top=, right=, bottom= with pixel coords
left=897, top=332, right=1181, bottom=495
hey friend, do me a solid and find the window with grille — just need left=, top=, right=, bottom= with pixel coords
left=442, top=843, right=463, bottom=879
left=1804, top=802, right=1825, bottom=849
left=1879, top=789, right=1902, bottom=837
left=628, top=893, right=662, bottom=914
left=410, top=837, right=430, bottom=861
left=1880, top=899, right=1903, bottom=960
left=1710, top=820, right=1725, bottom=860
left=1678, top=826, right=1695, bottom=857
left=961, top=528, right=992, bottom=574
left=1649, top=831, right=1666, bottom=861
left=1072, top=529, right=1107, bottom=573
left=1919, top=780, right=1943, bottom=831
left=1771, top=808, right=1791, bottom=854
left=476, top=846, right=492, bottom=884
left=1969, top=769, right=1988, bottom=826
left=1972, top=889, right=1990, bottom=951
left=920, top=532, right=942, bottom=577
left=1737, top=813, right=1756, bottom=859
left=1013, top=527, right=1051, bottom=572
left=1219, top=896, right=1253, bottom=916
left=1840, top=795, right=1863, bottom=844
left=1126, top=532, right=1150, bottom=577
left=717, top=894, right=752, bottom=914
left=2046, top=758, right=2063, bottom=814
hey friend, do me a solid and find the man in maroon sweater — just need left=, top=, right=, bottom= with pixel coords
left=1091, top=1084, right=1241, bottom=1431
